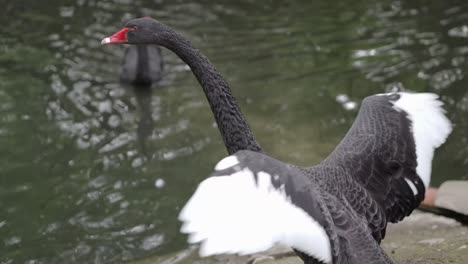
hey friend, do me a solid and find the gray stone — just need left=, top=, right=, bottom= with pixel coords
left=382, top=211, right=468, bottom=264
left=132, top=212, right=468, bottom=264
left=435, top=180, right=468, bottom=215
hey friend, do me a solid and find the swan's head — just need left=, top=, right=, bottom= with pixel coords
left=101, top=17, right=169, bottom=45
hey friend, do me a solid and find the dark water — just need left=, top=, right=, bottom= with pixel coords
left=1, top=0, right=468, bottom=263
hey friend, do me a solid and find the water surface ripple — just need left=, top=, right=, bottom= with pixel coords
left=1, top=0, right=467, bottom=263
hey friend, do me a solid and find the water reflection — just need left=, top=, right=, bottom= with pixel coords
left=1, top=0, right=468, bottom=263
left=133, top=87, right=155, bottom=156
left=353, top=1, right=468, bottom=89
left=349, top=0, right=468, bottom=183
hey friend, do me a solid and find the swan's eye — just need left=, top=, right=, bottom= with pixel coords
left=131, top=26, right=139, bottom=31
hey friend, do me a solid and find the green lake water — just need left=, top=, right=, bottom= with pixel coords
left=1, top=0, right=468, bottom=263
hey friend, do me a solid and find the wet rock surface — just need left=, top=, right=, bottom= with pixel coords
left=382, top=212, right=468, bottom=264
left=435, top=181, right=468, bottom=216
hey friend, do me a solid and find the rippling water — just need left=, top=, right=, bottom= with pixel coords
left=1, top=0, right=468, bottom=263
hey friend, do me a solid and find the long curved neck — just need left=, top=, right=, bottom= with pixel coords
left=158, top=30, right=263, bottom=155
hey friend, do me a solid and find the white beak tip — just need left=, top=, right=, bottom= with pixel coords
left=101, top=37, right=111, bottom=45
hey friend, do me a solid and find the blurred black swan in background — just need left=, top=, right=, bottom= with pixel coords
left=120, top=44, right=163, bottom=87
left=120, top=44, right=164, bottom=155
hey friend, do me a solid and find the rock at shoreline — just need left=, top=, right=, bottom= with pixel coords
left=133, top=212, right=468, bottom=264
left=435, top=181, right=468, bottom=216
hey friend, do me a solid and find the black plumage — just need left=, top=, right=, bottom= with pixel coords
left=208, top=94, right=424, bottom=263
left=102, top=18, right=451, bottom=264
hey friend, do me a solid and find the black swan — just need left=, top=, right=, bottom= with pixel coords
left=102, top=18, right=452, bottom=264
left=120, top=44, right=164, bottom=86
left=119, top=44, right=163, bottom=155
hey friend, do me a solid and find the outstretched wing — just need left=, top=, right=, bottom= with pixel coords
left=179, top=150, right=333, bottom=264
left=179, top=150, right=396, bottom=264
left=321, top=92, right=452, bottom=224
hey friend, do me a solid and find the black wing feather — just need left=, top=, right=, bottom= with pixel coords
left=321, top=94, right=425, bottom=226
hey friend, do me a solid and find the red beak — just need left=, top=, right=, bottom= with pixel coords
left=101, top=28, right=130, bottom=45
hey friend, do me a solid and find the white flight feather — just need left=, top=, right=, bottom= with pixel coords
left=179, top=167, right=331, bottom=263
left=391, top=92, right=452, bottom=189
